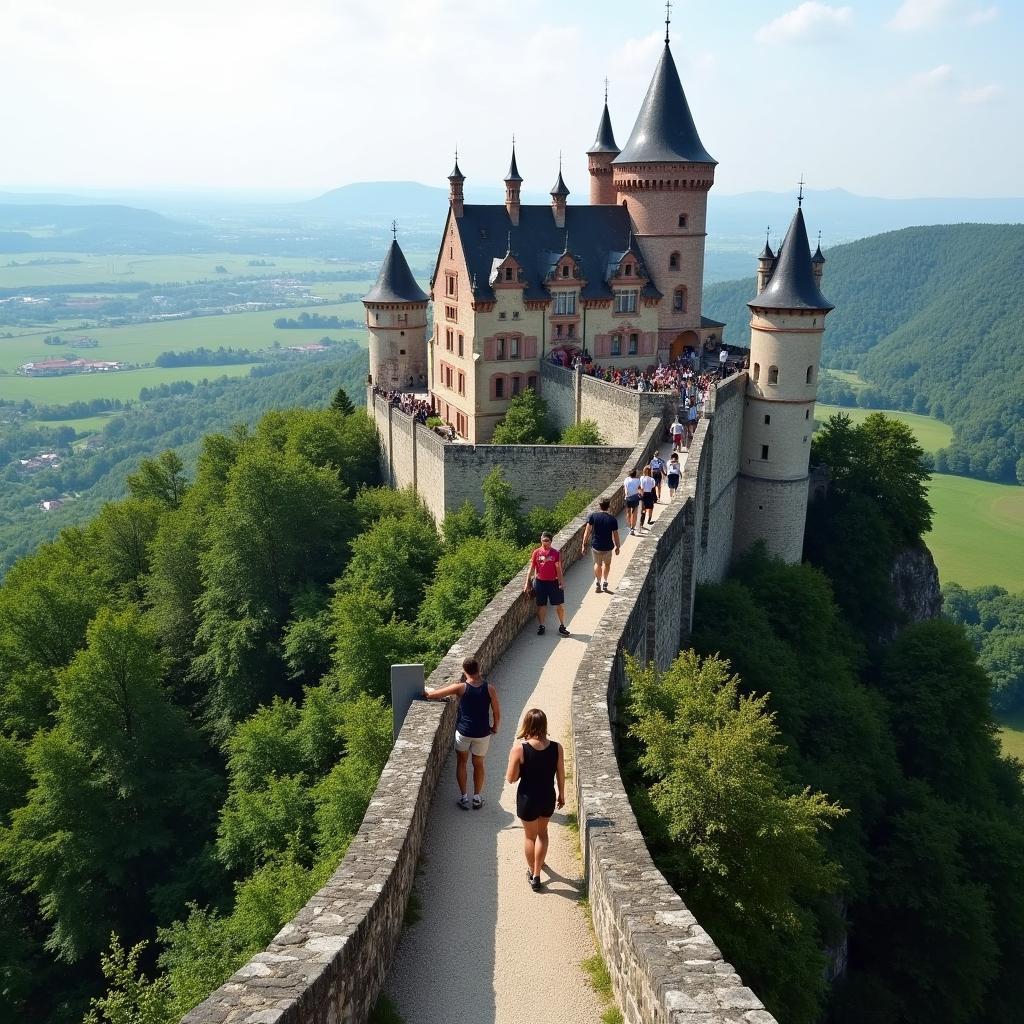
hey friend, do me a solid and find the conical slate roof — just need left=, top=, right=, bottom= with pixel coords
left=550, top=169, right=570, bottom=197
left=587, top=102, right=620, bottom=154
left=759, top=240, right=775, bottom=260
left=448, top=157, right=464, bottom=181
left=505, top=146, right=523, bottom=182
left=748, top=207, right=833, bottom=312
left=613, top=43, right=715, bottom=165
left=811, top=243, right=826, bottom=264
left=363, top=239, right=427, bottom=304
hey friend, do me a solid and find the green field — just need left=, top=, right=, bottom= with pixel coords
left=824, top=368, right=867, bottom=390
left=0, top=253, right=373, bottom=288
left=997, top=711, right=1024, bottom=762
left=815, top=403, right=953, bottom=454
left=0, top=364, right=258, bottom=404
left=31, top=413, right=118, bottom=435
left=925, top=473, right=1024, bottom=589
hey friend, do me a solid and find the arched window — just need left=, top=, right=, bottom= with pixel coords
left=669, top=252, right=680, bottom=270
left=768, top=365, right=779, bottom=384
left=673, top=287, right=686, bottom=312
left=753, top=362, right=760, bottom=382
left=806, top=364, right=814, bottom=384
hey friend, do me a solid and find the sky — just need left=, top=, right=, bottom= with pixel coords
left=0, top=0, right=1020, bottom=199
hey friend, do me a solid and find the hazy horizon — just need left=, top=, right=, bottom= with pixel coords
left=1, top=1, right=1020, bottom=199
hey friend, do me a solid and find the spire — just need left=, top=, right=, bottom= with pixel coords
left=748, top=206, right=833, bottom=312
left=363, top=237, right=428, bottom=305
left=665, top=0, right=672, bottom=44
left=587, top=98, right=620, bottom=155
left=614, top=41, right=715, bottom=165
left=550, top=154, right=570, bottom=197
left=811, top=230, right=825, bottom=264
left=759, top=226, right=774, bottom=260
left=504, top=140, right=523, bottom=182
left=448, top=148, right=464, bottom=181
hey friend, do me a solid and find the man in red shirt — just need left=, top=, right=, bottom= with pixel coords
left=524, top=532, right=570, bottom=637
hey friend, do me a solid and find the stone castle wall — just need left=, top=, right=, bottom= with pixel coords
left=181, top=419, right=666, bottom=1024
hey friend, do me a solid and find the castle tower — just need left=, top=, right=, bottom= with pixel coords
left=811, top=237, right=825, bottom=284
left=504, top=144, right=522, bottom=226
left=551, top=163, right=569, bottom=229
left=448, top=154, right=465, bottom=220
left=611, top=28, right=716, bottom=356
left=362, top=231, right=429, bottom=391
left=756, top=233, right=776, bottom=293
left=733, top=202, right=834, bottom=564
left=586, top=87, right=620, bottom=205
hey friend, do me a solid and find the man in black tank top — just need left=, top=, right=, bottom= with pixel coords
left=424, top=656, right=501, bottom=810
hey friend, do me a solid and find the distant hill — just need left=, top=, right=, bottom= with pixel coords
left=703, top=223, right=1024, bottom=484
left=302, top=181, right=449, bottom=223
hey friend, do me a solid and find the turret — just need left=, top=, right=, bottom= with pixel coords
left=504, top=143, right=522, bottom=226
left=611, top=30, right=716, bottom=353
left=362, top=232, right=429, bottom=391
left=448, top=153, right=465, bottom=220
left=733, top=201, right=834, bottom=564
left=586, top=88, right=620, bottom=206
left=550, top=163, right=569, bottom=229
left=811, top=237, right=825, bottom=285
left=756, top=233, right=776, bottom=293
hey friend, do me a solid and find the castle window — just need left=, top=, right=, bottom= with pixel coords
left=446, top=273, right=457, bottom=297
left=624, top=264, right=633, bottom=276
left=505, top=267, right=514, bottom=281
left=628, top=333, right=638, bottom=355
left=567, top=323, right=575, bottom=338
left=805, top=409, right=810, bottom=419
left=375, top=313, right=380, bottom=322
left=499, top=311, right=506, bottom=320
left=496, top=336, right=507, bottom=359
left=764, top=414, right=771, bottom=425
left=761, top=445, right=769, bottom=460
left=806, top=364, right=814, bottom=384
left=561, top=265, right=570, bottom=278
left=399, top=349, right=406, bottom=355
left=614, top=289, right=638, bottom=314
left=678, top=214, right=687, bottom=228
left=445, top=304, right=457, bottom=321
left=673, top=287, right=686, bottom=312
left=553, top=291, right=577, bottom=316
left=509, top=337, right=520, bottom=358
left=511, top=375, right=522, bottom=397
left=458, top=371, right=465, bottom=395
left=449, top=246, right=453, bottom=259
left=458, top=334, right=464, bottom=357
left=669, top=252, right=680, bottom=270
left=512, top=310, right=520, bottom=320
left=768, top=365, right=779, bottom=385
left=555, top=324, right=563, bottom=339
left=495, top=376, right=505, bottom=399
left=528, top=374, right=538, bottom=390
left=753, top=362, right=760, bottom=382
left=446, top=328, right=453, bottom=351
left=611, top=334, right=622, bottom=356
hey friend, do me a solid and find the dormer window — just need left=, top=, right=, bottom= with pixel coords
left=624, top=264, right=633, bottom=276
left=561, top=265, right=570, bottom=278
left=505, top=267, right=513, bottom=281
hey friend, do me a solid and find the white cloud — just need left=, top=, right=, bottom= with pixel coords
left=609, top=32, right=664, bottom=79
left=910, top=64, right=955, bottom=89
left=755, top=3, right=853, bottom=45
left=967, top=6, right=999, bottom=25
left=960, top=83, right=1003, bottom=103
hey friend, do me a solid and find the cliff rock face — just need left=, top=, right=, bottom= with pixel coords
left=889, top=544, right=942, bottom=625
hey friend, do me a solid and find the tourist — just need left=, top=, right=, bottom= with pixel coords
left=623, top=469, right=641, bottom=536
left=423, top=657, right=501, bottom=810
left=670, top=413, right=685, bottom=450
left=650, top=451, right=666, bottom=502
left=687, top=400, right=699, bottom=444
left=666, top=452, right=681, bottom=499
left=525, top=532, right=570, bottom=637
left=506, top=708, right=564, bottom=892
left=719, top=346, right=729, bottom=379
left=638, top=464, right=657, bottom=530
left=582, top=497, right=620, bottom=594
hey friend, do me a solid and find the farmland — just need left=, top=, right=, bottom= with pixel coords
left=814, top=402, right=953, bottom=454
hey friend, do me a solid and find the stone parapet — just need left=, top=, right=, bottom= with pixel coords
left=181, top=419, right=666, bottom=1024
left=571, top=401, right=777, bottom=1024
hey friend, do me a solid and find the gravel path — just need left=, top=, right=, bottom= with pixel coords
left=384, top=445, right=680, bottom=1024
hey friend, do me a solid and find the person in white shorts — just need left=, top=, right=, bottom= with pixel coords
left=424, top=657, right=501, bottom=809
left=670, top=415, right=685, bottom=450
left=623, top=470, right=642, bottom=536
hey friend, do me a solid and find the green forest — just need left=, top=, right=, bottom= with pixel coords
left=622, top=413, right=1024, bottom=1024
left=0, top=344, right=370, bottom=574
left=702, top=224, right=1024, bottom=484
left=0, top=385, right=595, bottom=1022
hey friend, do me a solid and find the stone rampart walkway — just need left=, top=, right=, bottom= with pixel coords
left=383, top=442, right=680, bottom=1024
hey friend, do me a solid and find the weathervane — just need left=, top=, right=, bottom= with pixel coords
left=797, top=174, right=805, bottom=207
left=817, top=229, right=822, bottom=247
left=765, top=225, right=771, bottom=246
left=391, top=220, right=397, bottom=240
left=665, top=0, right=672, bottom=44
left=604, top=76, right=609, bottom=103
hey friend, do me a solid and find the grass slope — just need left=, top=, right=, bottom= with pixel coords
left=814, top=403, right=953, bottom=454
left=996, top=711, right=1024, bottom=762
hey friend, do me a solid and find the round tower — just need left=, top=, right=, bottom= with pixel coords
left=362, top=231, right=429, bottom=391
left=611, top=34, right=716, bottom=352
left=733, top=203, right=834, bottom=564
left=551, top=163, right=569, bottom=228
left=586, top=88, right=620, bottom=205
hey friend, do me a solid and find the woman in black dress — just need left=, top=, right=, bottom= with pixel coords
left=506, top=708, right=565, bottom=891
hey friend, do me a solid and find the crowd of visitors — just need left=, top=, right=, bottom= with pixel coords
left=372, top=385, right=434, bottom=423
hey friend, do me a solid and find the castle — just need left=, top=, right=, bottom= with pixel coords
left=364, top=26, right=832, bottom=564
